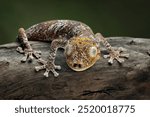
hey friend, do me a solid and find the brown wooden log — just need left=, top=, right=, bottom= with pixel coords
left=0, top=37, right=150, bottom=99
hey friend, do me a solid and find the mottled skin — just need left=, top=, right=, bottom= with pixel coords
left=16, top=20, right=129, bottom=77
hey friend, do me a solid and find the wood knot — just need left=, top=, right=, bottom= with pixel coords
left=128, top=40, right=136, bottom=45
left=147, top=50, right=150, bottom=56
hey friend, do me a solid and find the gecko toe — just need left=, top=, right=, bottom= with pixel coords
left=16, top=47, right=24, bottom=54
left=51, top=69, right=59, bottom=77
left=21, top=54, right=28, bottom=63
left=37, top=58, right=47, bottom=64
left=116, top=57, right=124, bottom=63
left=54, top=73, right=59, bottom=77
left=120, top=53, right=129, bottom=58
left=108, top=57, right=114, bottom=64
left=33, top=51, right=41, bottom=59
left=28, top=53, right=34, bottom=62
left=55, top=65, right=61, bottom=70
left=35, top=65, right=46, bottom=71
left=44, top=70, right=50, bottom=77
left=103, top=54, right=110, bottom=58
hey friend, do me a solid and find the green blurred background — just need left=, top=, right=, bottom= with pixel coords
left=0, top=0, right=150, bottom=44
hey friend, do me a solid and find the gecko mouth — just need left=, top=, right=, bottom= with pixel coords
left=66, top=61, right=97, bottom=72
left=69, top=65, right=90, bottom=71
left=66, top=53, right=100, bottom=72
left=71, top=63, right=88, bottom=71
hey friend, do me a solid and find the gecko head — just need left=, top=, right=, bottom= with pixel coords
left=64, top=37, right=100, bottom=71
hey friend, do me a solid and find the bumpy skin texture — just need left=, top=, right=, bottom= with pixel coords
left=16, top=20, right=129, bottom=77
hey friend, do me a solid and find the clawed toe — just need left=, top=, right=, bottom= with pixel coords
left=55, top=65, right=61, bottom=70
left=108, top=57, right=114, bottom=64
left=37, top=58, right=47, bottom=64
left=33, top=51, right=41, bottom=59
left=120, top=53, right=129, bottom=58
left=50, top=69, right=59, bottom=77
left=116, top=57, right=124, bottom=63
left=103, top=55, right=110, bottom=58
left=44, top=69, right=50, bottom=77
left=28, top=52, right=34, bottom=62
left=16, top=47, right=24, bottom=53
left=35, top=65, right=46, bottom=71
left=21, top=54, right=28, bottom=62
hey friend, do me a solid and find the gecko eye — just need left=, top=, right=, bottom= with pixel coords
left=89, top=46, right=97, bottom=57
left=65, top=45, right=73, bottom=56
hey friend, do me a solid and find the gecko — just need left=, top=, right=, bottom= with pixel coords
left=16, top=20, right=129, bottom=77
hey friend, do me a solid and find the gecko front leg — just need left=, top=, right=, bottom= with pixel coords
left=16, top=28, right=41, bottom=62
left=95, top=33, right=129, bottom=64
left=35, top=39, right=68, bottom=77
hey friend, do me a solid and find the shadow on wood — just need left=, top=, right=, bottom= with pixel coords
left=0, top=37, right=150, bottom=99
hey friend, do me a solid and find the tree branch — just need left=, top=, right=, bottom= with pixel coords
left=0, top=37, right=150, bottom=99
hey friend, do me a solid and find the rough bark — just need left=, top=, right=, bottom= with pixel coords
left=0, top=37, right=150, bottom=100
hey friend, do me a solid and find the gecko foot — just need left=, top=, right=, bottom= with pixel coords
left=35, top=58, right=61, bottom=77
left=16, top=47, right=41, bottom=62
left=104, top=47, right=129, bottom=64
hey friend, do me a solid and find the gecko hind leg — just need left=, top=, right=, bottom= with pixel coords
left=16, top=28, right=41, bottom=62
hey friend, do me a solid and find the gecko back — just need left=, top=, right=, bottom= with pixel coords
left=24, top=20, right=93, bottom=42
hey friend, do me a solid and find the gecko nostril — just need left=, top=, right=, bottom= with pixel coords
left=73, top=64, right=78, bottom=68
left=73, top=63, right=82, bottom=68
left=78, top=64, right=82, bottom=68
